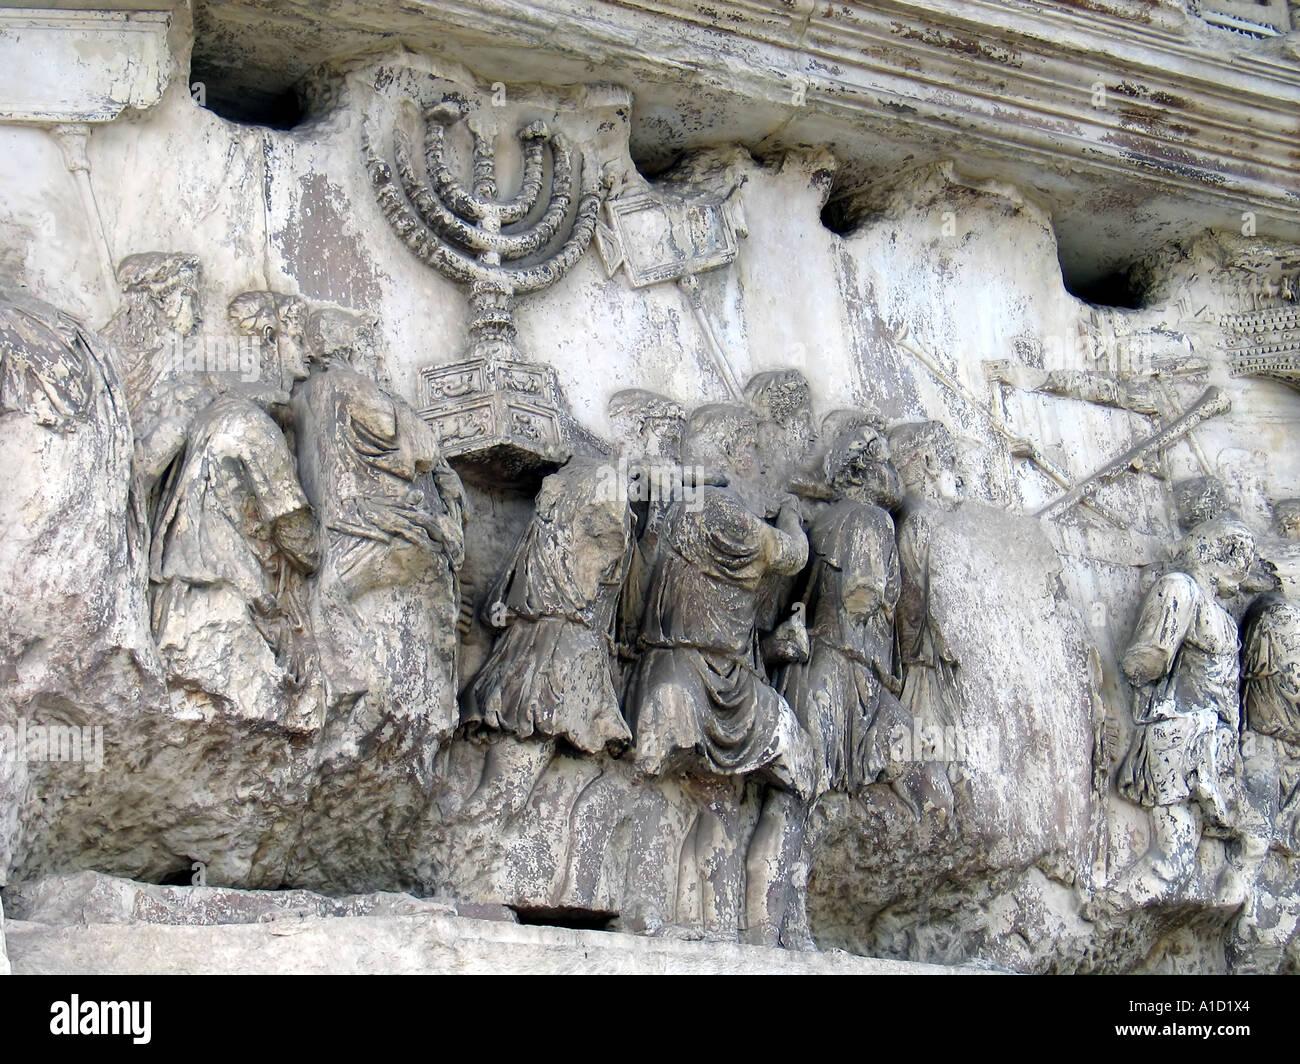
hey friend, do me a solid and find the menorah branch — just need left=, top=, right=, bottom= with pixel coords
left=366, top=94, right=613, bottom=473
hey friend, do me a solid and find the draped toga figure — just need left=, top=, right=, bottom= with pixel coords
left=627, top=404, right=813, bottom=796
left=150, top=393, right=318, bottom=725
left=293, top=353, right=465, bottom=737
left=146, top=290, right=318, bottom=726
left=0, top=286, right=158, bottom=700
left=281, top=311, right=465, bottom=889
left=463, top=457, right=635, bottom=755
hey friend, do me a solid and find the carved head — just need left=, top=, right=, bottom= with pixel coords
left=1173, top=475, right=1228, bottom=533
left=888, top=420, right=963, bottom=504
left=228, top=291, right=310, bottom=386
left=608, top=389, right=687, bottom=462
left=682, top=403, right=759, bottom=479
left=1175, top=514, right=1256, bottom=597
left=744, top=370, right=815, bottom=461
left=1275, top=499, right=1300, bottom=540
left=822, top=409, right=902, bottom=510
left=305, top=307, right=383, bottom=380
left=116, top=252, right=201, bottom=336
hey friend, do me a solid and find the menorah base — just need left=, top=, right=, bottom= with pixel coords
left=420, top=394, right=569, bottom=485
left=419, top=355, right=572, bottom=484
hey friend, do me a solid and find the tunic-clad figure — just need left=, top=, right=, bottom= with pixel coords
left=1229, top=589, right=1300, bottom=965
left=1116, top=514, right=1255, bottom=888
left=463, top=458, right=635, bottom=754
left=293, top=358, right=465, bottom=735
left=890, top=421, right=965, bottom=732
left=780, top=419, right=902, bottom=796
left=746, top=413, right=903, bottom=948
left=149, top=393, right=318, bottom=725
left=627, top=404, right=813, bottom=796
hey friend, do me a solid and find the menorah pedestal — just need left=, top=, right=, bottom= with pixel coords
left=418, top=355, right=570, bottom=484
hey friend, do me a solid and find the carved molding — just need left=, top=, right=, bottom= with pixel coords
left=0, top=9, right=172, bottom=124
left=193, top=0, right=1300, bottom=279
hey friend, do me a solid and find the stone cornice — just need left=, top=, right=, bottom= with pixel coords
left=0, top=8, right=173, bottom=123
left=416, top=0, right=1299, bottom=206
left=181, top=0, right=1297, bottom=278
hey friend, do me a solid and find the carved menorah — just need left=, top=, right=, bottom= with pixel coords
left=364, top=97, right=610, bottom=474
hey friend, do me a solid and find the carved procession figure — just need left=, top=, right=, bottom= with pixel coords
left=1241, top=591, right=1300, bottom=854
left=607, top=388, right=689, bottom=656
left=746, top=412, right=905, bottom=947
left=292, top=308, right=466, bottom=739
left=1230, top=581, right=1300, bottom=967
left=1239, top=503, right=1300, bottom=850
left=780, top=412, right=904, bottom=797
left=884, top=419, right=967, bottom=817
left=459, top=458, right=635, bottom=809
left=889, top=421, right=964, bottom=727
left=147, top=291, right=318, bottom=727
left=100, top=253, right=204, bottom=505
left=101, top=251, right=201, bottom=416
left=626, top=402, right=813, bottom=795
left=744, top=370, right=820, bottom=499
left=0, top=285, right=156, bottom=696
left=744, top=371, right=824, bottom=646
left=1115, top=514, right=1256, bottom=894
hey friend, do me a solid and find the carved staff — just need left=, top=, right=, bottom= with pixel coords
left=1035, top=386, right=1231, bottom=520
left=893, top=325, right=1128, bottom=526
left=676, top=273, right=744, bottom=400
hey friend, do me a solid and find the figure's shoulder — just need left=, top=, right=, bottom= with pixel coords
left=812, top=499, right=894, bottom=550
left=693, top=485, right=762, bottom=526
left=1145, top=569, right=1199, bottom=603
left=670, top=486, right=768, bottom=560
left=1244, top=593, right=1300, bottom=651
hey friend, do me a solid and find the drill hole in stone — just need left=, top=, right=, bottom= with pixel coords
left=510, top=905, right=618, bottom=931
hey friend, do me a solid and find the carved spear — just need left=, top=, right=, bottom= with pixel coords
left=1035, top=386, right=1231, bottom=520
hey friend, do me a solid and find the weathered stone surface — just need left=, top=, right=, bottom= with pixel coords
left=2, top=0, right=1299, bottom=976
left=4, top=871, right=982, bottom=975
left=0, top=893, right=9, bottom=975
left=5, top=870, right=455, bottom=926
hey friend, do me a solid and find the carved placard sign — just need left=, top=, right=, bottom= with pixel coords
left=602, top=192, right=738, bottom=287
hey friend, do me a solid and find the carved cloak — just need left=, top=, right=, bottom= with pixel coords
left=626, top=487, right=814, bottom=796
left=462, top=459, right=635, bottom=754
